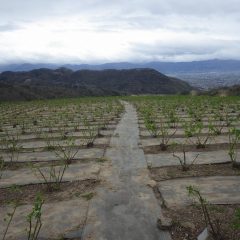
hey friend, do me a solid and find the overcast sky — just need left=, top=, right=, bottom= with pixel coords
left=0, top=0, right=240, bottom=64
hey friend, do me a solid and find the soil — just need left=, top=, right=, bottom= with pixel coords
left=163, top=204, right=240, bottom=240
left=150, top=162, right=240, bottom=181
left=0, top=179, right=99, bottom=206
left=138, top=123, right=231, bottom=131
left=2, top=143, right=109, bottom=153
left=143, top=143, right=240, bottom=154
left=3, top=158, right=100, bottom=170
left=140, top=132, right=229, bottom=139
left=4, top=132, right=112, bottom=142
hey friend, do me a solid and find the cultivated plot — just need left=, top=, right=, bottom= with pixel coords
left=0, top=97, right=123, bottom=239
left=130, top=95, right=240, bottom=240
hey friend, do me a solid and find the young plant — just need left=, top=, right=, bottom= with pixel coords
left=82, top=117, right=98, bottom=148
left=209, top=123, right=223, bottom=136
left=165, top=109, right=179, bottom=129
left=0, top=120, right=3, bottom=133
left=20, top=119, right=27, bottom=134
left=2, top=186, right=21, bottom=240
left=222, top=108, right=237, bottom=127
left=158, top=120, right=177, bottom=151
left=211, top=111, right=226, bottom=135
left=2, top=202, right=18, bottom=240
left=172, top=144, right=199, bottom=171
left=182, top=120, right=195, bottom=137
left=26, top=194, right=44, bottom=240
left=144, top=115, right=159, bottom=138
left=42, top=132, right=57, bottom=151
left=95, top=108, right=108, bottom=135
left=187, top=185, right=224, bottom=240
left=59, top=124, right=68, bottom=140
left=1, top=132, right=22, bottom=163
left=72, top=117, right=81, bottom=132
left=30, top=143, right=70, bottom=192
left=232, top=208, right=240, bottom=230
left=186, top=122, right=211, bottom=149
left=228, top=127, right=240, bottom=168
left=0, top=156, right=5, bottom=179
left=31, top=124, right=42, bottom=139
left=33, top=160, right=68, bottom=192
left=54, top=137, right=80, bottom=164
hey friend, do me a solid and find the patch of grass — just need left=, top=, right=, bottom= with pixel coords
left=96, top=157, right=108, bottom=163
left=81, top=192, right=95, bottom=201
left=45, top=146, right=57, bottom=151
left=74, top=192, right=81, bottom=198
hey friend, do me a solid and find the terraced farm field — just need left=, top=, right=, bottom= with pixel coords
left=0, top=95, right=240, bottom=240
left=0, top=97, right=123, bottom=240
left=130, top=95, right=240, bottom=240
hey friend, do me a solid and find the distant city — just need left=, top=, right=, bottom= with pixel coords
left=169, top=71, right=240, bottom=90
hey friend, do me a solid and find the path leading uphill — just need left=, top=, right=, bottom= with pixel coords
left=82, top=102, right=171, bottom=240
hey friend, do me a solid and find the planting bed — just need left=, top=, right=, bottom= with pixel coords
left=0, top=97, right=123, bottom=239
left=1, top=95, right=240, bottom=240
left=129, top=95, right=240, bottom=240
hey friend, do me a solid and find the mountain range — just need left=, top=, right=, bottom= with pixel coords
left=1, top=59, right=240, bottom=74
left=0, top=68, right=193, bottom=101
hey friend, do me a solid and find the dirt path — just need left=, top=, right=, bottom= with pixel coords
left=82, top=102, right=171, bottom=240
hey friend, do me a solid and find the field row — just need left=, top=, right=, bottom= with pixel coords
left=128, top=95, right=240, bottom=240
left=0, top=97, right=123, bottom=240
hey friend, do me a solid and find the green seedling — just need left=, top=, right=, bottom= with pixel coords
left=232, top=208, right=240, bottom=230
left=26, top=194, right=44, bottom=240
left=172, top=144, right=199, bottom=171
left=187, top=186, right=224, bottom=240
left=158, top=120, right=177, bottom=151
left=2, top=186, right=22, bottom=240
left=228, top=127, right=240, bottom=168
left=2, top=201, right=19, bottom=240
left=0, top=156, right=5, bottom=179
left=82, top=117, right=98, bottom=148
left=1, top=132, right=22, bottom=164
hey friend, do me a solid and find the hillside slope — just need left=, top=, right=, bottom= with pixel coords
left=0, top=68, right=193, bottom=101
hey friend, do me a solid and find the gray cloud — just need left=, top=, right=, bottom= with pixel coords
left=1, top=0, right=240, bottom=26
left=130, top=39, right=240, bottom=61
left=0, top=23, right=21, bottom=32
left=0, top=0, right=239, bottom=63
